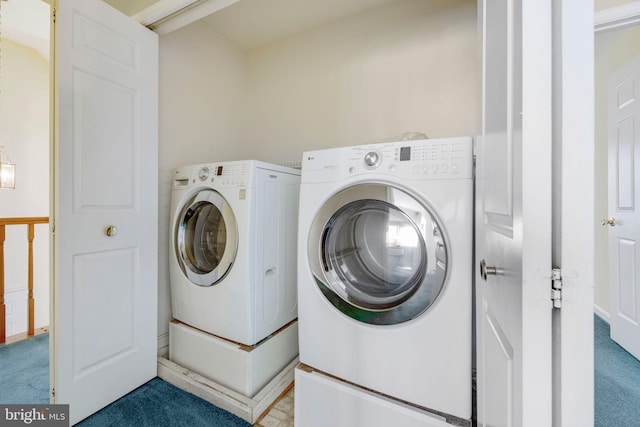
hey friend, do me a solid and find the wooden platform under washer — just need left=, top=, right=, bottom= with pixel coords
left=157, top=356, right=297, bottom=425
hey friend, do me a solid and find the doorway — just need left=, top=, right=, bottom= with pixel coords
left=0, top=0, right=50, bottom=344
left=0, top=0, right=50, bottom=406
left=594, top=9, right=640, bottom=352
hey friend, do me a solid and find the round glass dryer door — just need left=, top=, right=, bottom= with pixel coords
left=175, top=189, right=238, bottom=287
left=308, top=184, right=449, bottom=325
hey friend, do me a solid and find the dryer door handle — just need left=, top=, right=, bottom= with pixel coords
left=265, top=268, right=277, bottom=277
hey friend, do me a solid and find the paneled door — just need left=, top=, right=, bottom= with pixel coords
left=51, top=0, right=158, bottom=424
left=476, top=0, right=553, bottom=424
left=478, top=0, right=594, bottom=425
left=608, top=53, right=640, bottom=361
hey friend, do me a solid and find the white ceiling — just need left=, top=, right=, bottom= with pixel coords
left=200, top=0, right=401, bottom=51
left=2, top=0, right=50, bottom=61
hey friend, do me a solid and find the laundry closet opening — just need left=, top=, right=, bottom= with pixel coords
left=157, top=2, right=480, bottom=346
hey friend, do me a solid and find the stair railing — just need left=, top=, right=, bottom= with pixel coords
left=0, top=217, right=49, bottom=343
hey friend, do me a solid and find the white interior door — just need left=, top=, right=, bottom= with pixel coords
left=608, top=53, right=640, bottom=361
left=476, top=0, right=553, bottom=425
left=51, top=0, right=159, bottom=424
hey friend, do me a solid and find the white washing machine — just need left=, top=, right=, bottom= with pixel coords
left=297, top=137, right=473, bottom=421
left=170, top=160, right=300, bottom=346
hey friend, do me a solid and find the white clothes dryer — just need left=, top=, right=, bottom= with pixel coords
left=297, top=137, right=473, bottom=420
left=170, top=160, right=300, bottom=346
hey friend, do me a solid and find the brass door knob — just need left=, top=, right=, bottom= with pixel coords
left=105, top=225, right=118, bottom=237
left=601, top=218, right=616, bottom=227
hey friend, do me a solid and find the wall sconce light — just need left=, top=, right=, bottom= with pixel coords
left=0, top=146, right=15, bottom=189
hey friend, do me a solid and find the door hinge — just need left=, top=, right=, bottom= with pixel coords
left=551, top=268, right=562, bottom=309
left=52, top=7, right=56, bottom=23
left=51, top=386, right=55, bottom=399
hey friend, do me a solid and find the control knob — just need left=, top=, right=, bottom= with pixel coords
left=364, top=151, right=380, bottom=168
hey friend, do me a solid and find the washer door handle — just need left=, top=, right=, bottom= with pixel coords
left=480, top=259, right=498, bottom=281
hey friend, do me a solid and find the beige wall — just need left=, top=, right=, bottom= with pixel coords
left=245, top=0, right=478, bottom=164
left=0, top=39, right=50, bottom=331
left=594, top=24, right=640, bottom=315
left=159, top=21, right=249, bottom=171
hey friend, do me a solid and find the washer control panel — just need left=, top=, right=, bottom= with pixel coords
left=211, top=163, right=249, bottom=187
left=174, top=162, right=250, bottom=188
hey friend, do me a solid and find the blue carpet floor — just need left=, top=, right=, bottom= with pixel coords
left=77, top=378, right=250, bottom=427
left=2, top=320, right=640, bottom=425
left=0, top=334, right=249, bottom=426
left=594, top=314, right=640, bottom=427
left=0, top=333, right=49, bottom=404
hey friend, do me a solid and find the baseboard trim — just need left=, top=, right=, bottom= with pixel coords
left=157, top=355, right=297, bottom=424
left=157, top=332, right=169, bottom=358
left=4, top=327, right=49, bottom=345
left=594, top=305, right=610, bottom=323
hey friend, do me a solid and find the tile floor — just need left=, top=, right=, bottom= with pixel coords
left=255, top=386, right=295, bottom=427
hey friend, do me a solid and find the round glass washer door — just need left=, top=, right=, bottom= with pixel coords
left=308, top=183, right=449, bottom=325
left=175, top=189, right=238, bottom=287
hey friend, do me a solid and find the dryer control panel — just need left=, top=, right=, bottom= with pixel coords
left=301, top=136, right=473, bottom=183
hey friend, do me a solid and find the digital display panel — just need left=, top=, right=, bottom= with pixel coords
left=216, top=166, right=224, bottom=176
left=400, top=147, right=411, bottom=161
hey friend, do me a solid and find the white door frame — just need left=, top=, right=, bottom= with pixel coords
left=554, top=1, right=640, bottom=424
left=553, top=0, right=594, bottom=425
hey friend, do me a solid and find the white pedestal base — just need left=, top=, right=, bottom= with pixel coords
left=169, top=319, right=298, bottom=397
left=295, top=365, right=464, bottom=427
